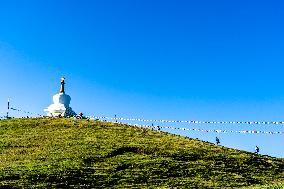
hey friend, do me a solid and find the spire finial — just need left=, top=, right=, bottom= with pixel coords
left=60, top=77, right=65, bottom=93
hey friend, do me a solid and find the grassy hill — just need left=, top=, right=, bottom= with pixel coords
left=0, top=118, right=284, bottom=188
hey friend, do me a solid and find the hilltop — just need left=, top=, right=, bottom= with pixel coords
left=0, top=118, right=284, bottom=188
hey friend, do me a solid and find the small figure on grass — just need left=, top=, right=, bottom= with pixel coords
left=216, top=137, right=220, bottom=145
left=255, top=145, right=260, bottom=154
left=157, top=125, right=161, bottom=131
left=76, top=112, right=84, bottom=119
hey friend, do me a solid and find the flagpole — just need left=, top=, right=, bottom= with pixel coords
left=7, top=98, right=10, bottom=119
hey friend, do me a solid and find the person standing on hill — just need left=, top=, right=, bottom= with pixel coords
left=255, top=146, right=260, bottom=154
left=216, top=137, right=220, bottom=145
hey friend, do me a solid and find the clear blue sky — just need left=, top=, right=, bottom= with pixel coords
left=0, top=0, right=284, bottom=157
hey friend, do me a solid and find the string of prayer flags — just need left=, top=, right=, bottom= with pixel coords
left=90, top=116, right=284, bottom=126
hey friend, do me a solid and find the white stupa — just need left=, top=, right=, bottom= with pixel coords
left=44, top=77, right=76, bottom=117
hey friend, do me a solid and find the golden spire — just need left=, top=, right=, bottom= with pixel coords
left=60, top=77, right=65, bottom=93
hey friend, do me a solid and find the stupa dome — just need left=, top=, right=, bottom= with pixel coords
left=53, top=93, right=71, bottom=107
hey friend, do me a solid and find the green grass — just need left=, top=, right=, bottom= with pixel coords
left=0, top=118, right=284, bottom=188
left=244, top=183, right=284, bottom=189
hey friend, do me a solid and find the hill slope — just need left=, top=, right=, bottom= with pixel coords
left=0, top=118, right=284, bottom=188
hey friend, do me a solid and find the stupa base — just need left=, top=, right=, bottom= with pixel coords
left=44, top=105, right=77, bottom=118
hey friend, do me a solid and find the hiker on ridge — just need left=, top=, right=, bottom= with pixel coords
left=216, top=137, right=220, bottom=145
left=255, top=145, right=260, bottom=154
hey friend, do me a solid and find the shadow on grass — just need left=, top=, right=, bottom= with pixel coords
left=0, top=146, right=150, bottom=188
left=1, top=147, right=284, bottom=188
